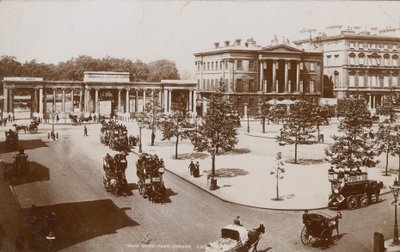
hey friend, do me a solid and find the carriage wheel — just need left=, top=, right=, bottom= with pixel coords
left=359, top=195, right=369, bottom=208
left=346, top=196, right=358, bottom=209
left=29, top=127, right=38, bottom=134
left=300, top=226, right=312, bottom=245
left=321, top=228, right=333, bottom=243
left=138, top=184, right=143, bottom=195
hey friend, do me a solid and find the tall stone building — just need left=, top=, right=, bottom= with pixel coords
left=194, top=38, right=323, bottom=116
left=294, top=26, right=400, bottom=109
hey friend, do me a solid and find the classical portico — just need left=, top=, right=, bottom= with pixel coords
left=2, top=72, right=197, bottom=120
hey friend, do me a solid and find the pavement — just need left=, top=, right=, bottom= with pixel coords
left=123, top=118, right=397, bottom=210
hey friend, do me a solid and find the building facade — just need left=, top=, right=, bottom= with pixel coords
left=294, top=26, right=400, bottom=109
left=2, top=72, right=197, bottom=120
left=194, top=38, right=324, bottom=116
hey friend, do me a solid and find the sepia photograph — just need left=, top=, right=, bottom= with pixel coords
left=1, top=0, right=400, bottom=251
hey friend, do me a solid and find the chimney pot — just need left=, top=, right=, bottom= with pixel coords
left=225, top=40, right=230, bottom=46
left=235, top=39, right=241, bottom=46
left=214, top=42, right=220, bottom=48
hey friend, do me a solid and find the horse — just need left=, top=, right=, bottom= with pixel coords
left=12, top=124, right=28, bottom=133
left=246, top=224, right=265, bottom=251
left=80, top=115, right=92, bottom=123
left=69, top=114, right=79, bottom=124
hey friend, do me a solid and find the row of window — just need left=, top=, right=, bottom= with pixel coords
left=196, top=60, right=257, bottom=72
left=349, top=41, right=399, bottom=51
left=348, top=55, right=398, bottom=66
left=198, top=79, right=316, bottom=93
left=348, top=75, right=398, bottom=87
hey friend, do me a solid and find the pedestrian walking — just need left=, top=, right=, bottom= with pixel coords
left=188, top=161, right=195, bottom=176
left=84, top=125, right=88, bottom=136
left=8, top=114, right=11, bottom=122
left=194, top=161, right=200, bottom=177
left=56, top=114, right=59, bottom=123
left=93, top=114, right=97, bottom=123
left=3, top=118, right=6, bottom=127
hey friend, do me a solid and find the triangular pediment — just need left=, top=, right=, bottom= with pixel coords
left=260, top=44, right=303, bottom=53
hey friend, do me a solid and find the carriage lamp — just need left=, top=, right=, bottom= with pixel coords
left=390, top=178, right=400, bottom=245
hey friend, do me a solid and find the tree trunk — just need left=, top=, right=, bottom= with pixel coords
left=211, top=152, right=216, bottom=177
left=175, top=135, right=179, bottom=159
left=262, top=118, right=266, bottom=133
left=398, top=155, right=400, bottom=181
left=151, top=128, right=155, bottom=146
left=276, top=174, right=279, bottom=199
left=317, top=124, right=320, bottom=140
left=294, top=141, right=298, bottom=164
left=385, top=148, right=389, bottom=176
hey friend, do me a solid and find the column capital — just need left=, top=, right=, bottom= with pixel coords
left=125, top=88, right=130, bottom=91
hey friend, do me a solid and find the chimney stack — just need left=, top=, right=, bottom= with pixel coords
left=225, top=40, right=230, bottom=46
left=214, top=42, right=220, bottom=48
left=235, top=39, right=241, bottom=46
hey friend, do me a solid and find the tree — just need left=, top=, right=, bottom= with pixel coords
left=147, top=59, right=180, bottom=82
left=325, top=98, right=378, bottom=171
left=190, top=93, right=239, bottom=187
left=160, top=96, right=193, bottom=159
left=270, top=152, right=285, bottom=200
left=376, top=94, right=398, bottom=123
left=277, top=99, right=316, bottom=164
left=141, top=100, right=164, bottom=146
left=375, top=123, right=400, bottom=176
left=310, top=104, right=329, bottom=140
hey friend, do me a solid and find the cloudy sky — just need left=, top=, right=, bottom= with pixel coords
left=1, top=1, right=400, bottom=76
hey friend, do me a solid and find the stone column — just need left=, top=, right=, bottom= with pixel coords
left=62, top=89, right=65, bottom=112
left=188, top=90, right=193, bottom=111
left=164, top=89, right=168, bottom=112
left=192, top=90, right=197, bottom=114
left=272, top=61, right=276, bottom=92
left=39, top=88, right=43, bottom=114
left=10, top=89, right=14, bottom=115
left=135, top=89, right=138, bottom=112
left=143, top=89, right=146, bottom=110
left=259, top=61, right=264, bottom=91
left=368, top=95, right=372, bottom=109
left=3, top=87, right=8, bottom=114
left=70, top=89, right=74, bottom=112
left=125, top=88, right=130, bottom=113
left=95, top=89, right=99, bottom=114
left=168, top=89, right=172, bottom=112
left=32, top=89, right=37, bottom=114
left=52, top=89, right=56, bottom=113
left=151, top=89, right=154, bottom=102
left=202, top=96, right=207, bottom=116
left=284, top=61, right=288, bottom=93
left=158, top=89, right=162, bottom=106
left=79, top=89, right=83, bottom=112
left=43, top=89, right=47, bottom=115
left=296, top=62, right=300, bottom=92
left=117, top=89, right=122, bottom=112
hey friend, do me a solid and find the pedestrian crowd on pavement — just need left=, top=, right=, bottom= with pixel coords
left=188, top=161, right=200, bottom=178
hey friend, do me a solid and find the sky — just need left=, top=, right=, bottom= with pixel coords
left=1, top=1, right=400, bottom=77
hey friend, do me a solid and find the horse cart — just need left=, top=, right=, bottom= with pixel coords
left=28, top=120, right=39, bottom=133
left=328, top=168, right=383, bottom=209
left=102, top=152, right=128, bottom=196
left=136, top=153, right=166, bottom=203
left=4, top=148, right=29, bottom=180
left=100, top=121, right=130, bottom=152
left=205, top=224, right=265, bottom=252
left=300, top=212, right=342, bottom=246
left=5, top=129, right=19, bottom=149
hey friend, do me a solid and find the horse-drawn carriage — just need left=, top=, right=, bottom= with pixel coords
left=136, top=153, right=166, bottom=202
left=12, top=120, right=39, bottom=134
left=100, top=121, right=130, bottom=152
left=5, top=129, right=19, bottom=148
left=69, top=113, right=79, bottom=124
left=328, top=168, right=383, bottom=209
left=4, top=148, right=29, bottom=180
left=205, top=224, right=265, bottom=252
left=102, top=152, right=128, bottom=195
left=300, top=212, right=342, bottom=246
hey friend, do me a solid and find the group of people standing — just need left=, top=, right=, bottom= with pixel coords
left=188, top=161, right=200, bottom=178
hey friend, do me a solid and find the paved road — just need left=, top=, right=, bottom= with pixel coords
left=0, top=123, right=393, bottom=252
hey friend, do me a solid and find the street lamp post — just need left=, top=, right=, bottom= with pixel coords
left=0, top=95, right=4, bottom=124
left=247, top=107, right=250, bottom=133
left=390, top=178, right=400, bottom=245
left=137, top=120, right=143, bottom=153
left=209, top=146, right=217, bottom=190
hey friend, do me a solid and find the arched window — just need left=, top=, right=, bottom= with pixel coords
left=349, top=53, right=356, bottom=65
left=393, top=55, right=398, bottom=66
left=358, top=53, right=365, bottom=65
left=383, top=54, right=390, bottom=66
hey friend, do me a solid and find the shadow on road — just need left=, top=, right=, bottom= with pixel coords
left=204, top=168, right=249, bottom=178
left=177, top=152, right=209, bottom=160
left=311, top=233, right=346, bottom=250
left=0, top=139, right=49, bottom=154
left=217, top=148, right=251, bottom=156
left=21, top=199, right=138, bottom=251
left=6, top=161, right=50, bottom=186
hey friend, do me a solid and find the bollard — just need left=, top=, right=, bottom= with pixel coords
left=48, top=132, right=50, bottom=139
left=373, top=232, right=385, bottom=252
left=56, top=132, right=59, bottom=139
